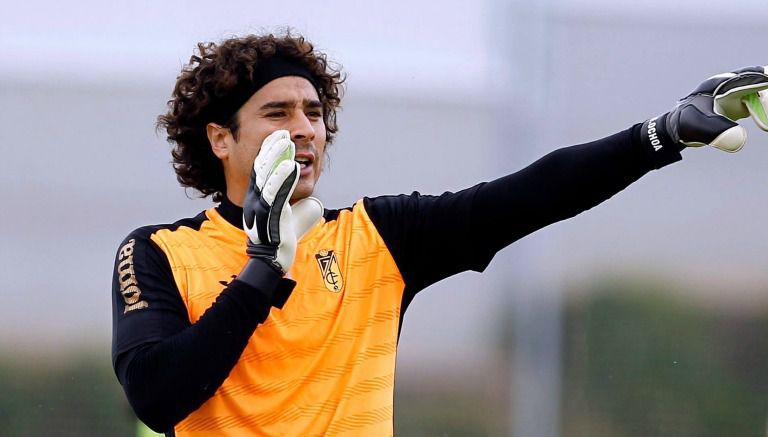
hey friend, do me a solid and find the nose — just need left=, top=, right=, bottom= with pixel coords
left=290, top=112, right=316, bottom=144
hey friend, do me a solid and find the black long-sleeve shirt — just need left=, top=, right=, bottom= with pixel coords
left=111, top=125, right=681, bottom=433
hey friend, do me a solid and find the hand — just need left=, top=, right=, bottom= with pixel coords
left=641, top=66, right=768, bottom=154
left=242, top=130, right=323, bottom=276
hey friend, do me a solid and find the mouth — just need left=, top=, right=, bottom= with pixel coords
left=294, top=152, right=315, bottom=176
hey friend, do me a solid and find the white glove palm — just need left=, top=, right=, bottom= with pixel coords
left=242, top=130, right=323, bottom=274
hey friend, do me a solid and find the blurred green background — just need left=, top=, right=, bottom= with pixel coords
left=561, top=279, right=768, bottom=437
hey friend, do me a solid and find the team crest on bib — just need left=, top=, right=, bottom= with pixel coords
left=315, top=249, right=344, bottom=293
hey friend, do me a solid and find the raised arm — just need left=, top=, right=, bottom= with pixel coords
left=367, top=66, right=768, bottom=294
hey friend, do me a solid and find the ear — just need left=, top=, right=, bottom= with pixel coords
left=207, top=123, right=231, bottom=160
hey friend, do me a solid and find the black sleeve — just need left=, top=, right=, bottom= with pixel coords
left=365, top=125, right=682, bottom=293
left=111, top=229, right=294, bottom=432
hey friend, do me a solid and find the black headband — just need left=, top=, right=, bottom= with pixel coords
left=208, top=56, right=320, bottom=125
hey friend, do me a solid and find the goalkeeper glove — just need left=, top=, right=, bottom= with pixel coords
left=239, top=130, right=323, bottom=287
left=641, top=65, right=768, bottom=156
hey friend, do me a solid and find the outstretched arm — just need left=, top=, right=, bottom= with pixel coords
left=367, top=65, right=768, bottom=294
left=366, top=125, right=662, bottom=293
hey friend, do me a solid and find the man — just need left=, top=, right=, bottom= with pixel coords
left=111, top=32, right=768, bottom=436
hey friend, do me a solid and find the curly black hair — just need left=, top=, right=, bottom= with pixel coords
left=157, top=32, right=345, bottom=202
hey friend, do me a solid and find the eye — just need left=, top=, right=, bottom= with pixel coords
left=306, top=110, right=323, bottom=119
left=265, top=111, right=286, bottom=118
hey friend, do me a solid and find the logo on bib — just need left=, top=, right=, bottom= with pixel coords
left=315, top=249, right=344, bottom=293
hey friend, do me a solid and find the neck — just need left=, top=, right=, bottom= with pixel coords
left=226, top=190, right=245, bottom=207
left=216, top=195, right=244, bottom=229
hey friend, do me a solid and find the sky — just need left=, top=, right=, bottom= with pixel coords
left=8, top=0, right=766, bottom=93
left=1, top=0, right=493, bottom=99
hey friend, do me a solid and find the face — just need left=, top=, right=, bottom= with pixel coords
left=210, top=76, right=327, bottom=204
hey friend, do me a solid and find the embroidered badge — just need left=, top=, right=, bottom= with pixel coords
left=315, top=249, right=344, bottom=293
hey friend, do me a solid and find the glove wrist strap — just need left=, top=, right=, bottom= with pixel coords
left=237, top=258, right=286, bottom=299
left=246, top=244, right=284, bottom=273
left=638, top=115, right=683, bottom=169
